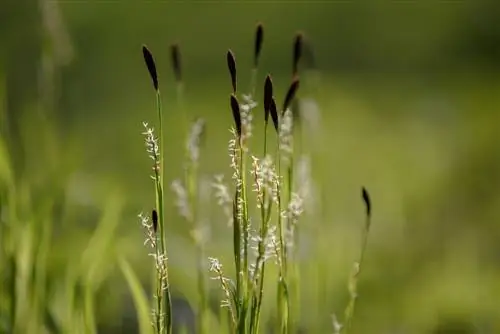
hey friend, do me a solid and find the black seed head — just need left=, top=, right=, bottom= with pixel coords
left=152, top=209, right=158, bottom=233
left=293, top=32, right=303, bottom=76
left=282, top=77, right=300, bottom=114
left=254, top=23, right=264, bottom=68
left=264, top=74, right=273, bottom=123
left=142, top=45, right=159, bottom=91
left=230, top=94, right=241, bottom=137
left=227, top=50, right=237, bottom=93
left=170, top=43, right=182, bottom=83
left=270, top=98, right=279, bottom=133
left=361, top=187, right=371, bottom=217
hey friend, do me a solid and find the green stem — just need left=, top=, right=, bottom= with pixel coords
left=343, top=214, right=371, bottom=333
left=155, top=90, right=172, bottom=334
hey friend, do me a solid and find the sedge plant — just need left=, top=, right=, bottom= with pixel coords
left=140, top=45, right=173, bottom=334
left=207, top=24, right=309, bottom=334
left=132, top=23, right=373, bottom=334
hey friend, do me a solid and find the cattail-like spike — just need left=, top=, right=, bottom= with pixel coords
left=282, top=77, right=300, bottom=114
left=292, top=32, right=303, bottom=77
left=254, top=23, right=264, bottom=68
left=152, top=209, right=158, bottom=234
left=270, top=98, right=279, bottom=133
left=142, top=45, right=159, bottom=91
left=361, top=187, right=371, bottom=218
left=264, top=75, right=273, bottom=124
left=227, top=50, right=237, bottom=93
left=170, top=43, right=182, bottom=83
left=230, top=94, right=241, bottom=137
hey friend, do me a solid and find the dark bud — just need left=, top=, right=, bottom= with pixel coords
left=142, top=45, right=159, bottom=91
left=282, top=77, right=300, bottom=114
left=152, top=209, right=158, bottom=233
left=361, top=187, right=371, bottom=217
left=264, top=74, right=273, bottom=123
left=230, top=94, right=241, bottom=137
left=292, top=32, right=303, bottom=77
left=254, top=23, right=264, bottom=68
left=227, top=50, right=237, bottom=93
left=170, top=43, right=182, bottom=83
left=270, top=98, right=279, bottom=133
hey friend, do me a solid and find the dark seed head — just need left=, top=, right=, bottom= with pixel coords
left=230, top=94, right=241, bottom=137
left=270, top=98, right=279, bottom=133
left=282, top=77, right=300, bottom=114
left=142, top=45, right=159, bottom=91
left=227, top=50, right=237, bottom=93
left=152, top=209, right=158, bottom=233
left=170, top=43, right=182, bottom=83
left=361, top=187, right=371, bottom=218
left=264, top=74, right=273, bottom=123
left=254, top=23, right=264, bottom=68
left=293, top=32, right=303, bottom=77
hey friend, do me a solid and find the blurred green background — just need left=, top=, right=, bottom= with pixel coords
left=1, top=1, right=499, bottom=333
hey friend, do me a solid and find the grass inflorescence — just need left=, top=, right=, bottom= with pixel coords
left=131, top=23, right=373, bottom=334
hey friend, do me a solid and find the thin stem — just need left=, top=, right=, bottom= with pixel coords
left=155, top=90, right=172, bottom=334
left=343, top=213, right=371, bottom=333
left=276, top=134, right=290, bottom=334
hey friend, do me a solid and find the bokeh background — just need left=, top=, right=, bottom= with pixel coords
left=1, top=1, right=500, bottom=333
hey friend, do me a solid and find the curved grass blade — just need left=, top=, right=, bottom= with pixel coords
left=118, top=257, right=155, bottom=334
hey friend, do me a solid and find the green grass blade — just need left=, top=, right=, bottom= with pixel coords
left=118, top=256, right=154, bottom=334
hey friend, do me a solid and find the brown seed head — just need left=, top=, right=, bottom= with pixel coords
left=282, top=77, right=300, bottom=114
left=293, top=32, right=303, bottom=77
left=227, top=50, right=237, bottom=93
left=254, top=23, right=264, bottom=68
left=270, top=98, right=279, bottom=133
left=142, top=45, right=158, bottom=91
left=264, top=74, right=273, bottom=123
left=152, top=209, right=158, bottom=233
left=230, top=94, right=241, bottom=137
left=170, top=43, right=182, bottom=83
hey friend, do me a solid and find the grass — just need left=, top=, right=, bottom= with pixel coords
left=126, top=24, right=374, bottom=334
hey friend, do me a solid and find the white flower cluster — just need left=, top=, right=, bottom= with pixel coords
left=142, top=122, right=160, bottom=176
left=138, top=212, right=156, bottom=249
left=186, top=118, right=205, bottom=165
left=240, top=94, right=257, bottom=148
left=249, top=225, right=279, bottom=281
left=279, top=109, right=294, bottom=162
left=251, top=155, right=279, bottom=210
left=171, top=179, right=192, bottom=222
left=212, top=174, right=233, bottom=226
left=208, top=257, right=236, bottom=319
left=282, top=192, right=304, bottom=251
